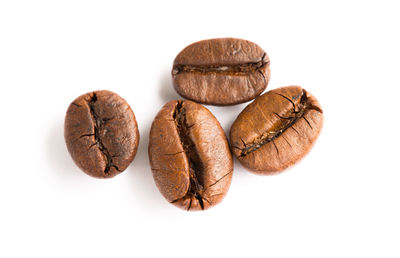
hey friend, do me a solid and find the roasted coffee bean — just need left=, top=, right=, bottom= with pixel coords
left=230, top=86, right=323, bottom=174
left=64, top=90, right=139, bottom=178
left=149, top=100, right=233, bottom=211
left=172, top=38, right=270, bottom=106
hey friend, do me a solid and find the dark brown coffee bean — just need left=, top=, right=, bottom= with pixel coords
left=149, top=100, right=233, bottom=211
left=64, top=90, right=139, bottom=178
left=230, top=86, right=323, bottom=174
left=172, top=38, right=270, bottom=106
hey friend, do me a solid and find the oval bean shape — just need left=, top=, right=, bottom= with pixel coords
left=172, top=38, right=270, bottom=106
left=64, top=90, right=139, bottom=178
left=230, top=86, right=323, bottom=174
left=149, top=100, right=233, bottom=211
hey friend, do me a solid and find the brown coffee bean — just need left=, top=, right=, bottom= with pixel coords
left=64, top=90, right=139, bottom=178
left=149, top=100, right=233, bottom=211
left=230, top=86, right=323, bottom=174
left=172, top=38, right=270, bottom=106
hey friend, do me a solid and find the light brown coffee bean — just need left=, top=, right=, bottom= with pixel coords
left=149, top=100, right=233, bottom=211
left=64, top=90, right=139, bottom=178
left=172, top=38, right=270, bottom=106
left=230, top=86, right=323, bottom=174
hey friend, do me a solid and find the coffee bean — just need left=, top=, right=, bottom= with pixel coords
left=64, top=90, right=139, bottom=178
left=229, top=86, right=323, bottom=174
left=172, top=38, right=270, bottom=106
left=149, top=100, right=233, bottom=211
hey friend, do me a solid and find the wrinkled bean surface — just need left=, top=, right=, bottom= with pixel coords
left=64, top=90, right=139, bottom=178
left=149, top=100, right=233, bottom=211
left=230, top=86, right=323, bottom=174
left=172, top=38, right=270, bottom=106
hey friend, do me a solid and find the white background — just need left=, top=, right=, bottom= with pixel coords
left=1, top=0, right=399, bottom=257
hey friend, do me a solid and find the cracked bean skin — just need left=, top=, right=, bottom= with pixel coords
left=64, top=90, right=139, bottom=178
left=229, top=86, right=323, bottom=175
left=149, top=100, right=233, bottom=211
left=172, top=38, right=270, bottom=106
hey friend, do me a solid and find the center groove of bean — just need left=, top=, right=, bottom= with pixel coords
left=172, top=53, right=268, bottom=76
left=88, top=93, right=120, bottom=174
left=172, top=101, right=205, bottom=210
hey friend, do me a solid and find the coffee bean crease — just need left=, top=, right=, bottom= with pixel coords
left=172, top=53, right=268, bottom=77
left=87, top=93, right=120, bottom=174
left=171, top=101, right=206, bottom=210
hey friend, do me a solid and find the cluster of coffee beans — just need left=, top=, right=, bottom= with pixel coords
left=64, top=38, right=323, bottom=211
